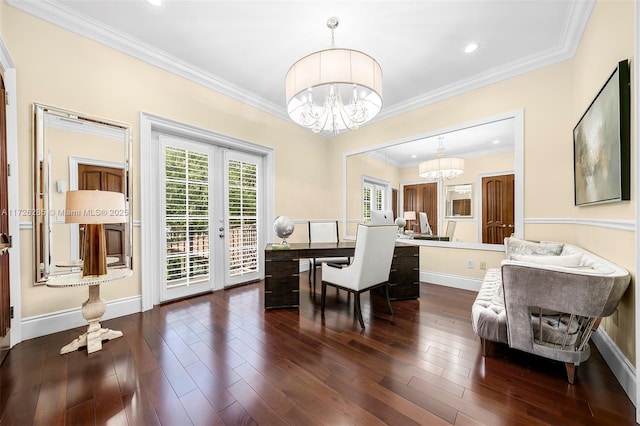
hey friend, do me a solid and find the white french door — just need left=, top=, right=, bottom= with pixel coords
left=158, top=136, right=264, bottom=302
left=362, top=177, right=388, bottom=221
left=160, top=136, right=215, bottom=301
left=224, top=150, right=262, bottom=286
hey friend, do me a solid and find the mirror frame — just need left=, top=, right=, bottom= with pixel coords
left=445, top=183, right=473, bottom=219
left=342, top=109, right=524, bottom=249
left=33, top=103, right=133, bottom=284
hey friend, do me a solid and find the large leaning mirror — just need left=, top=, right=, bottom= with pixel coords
left=33, top=104, right=133, bottom=284
left=343, top=110, right=523, bottom=248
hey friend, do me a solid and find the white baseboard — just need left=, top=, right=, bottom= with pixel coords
left=591, top=328, right=636, bottom=405
left=420, top=271, right=483, bottom=292
left=21, top=296, right=142, bottom=341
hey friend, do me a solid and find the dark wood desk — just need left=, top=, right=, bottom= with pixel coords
left=412, top=234, right=450, bottom=241
left=264, top=242, right=419, bottom=309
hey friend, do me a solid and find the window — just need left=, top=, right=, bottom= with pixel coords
left=362, top=177, right=389, bottom=222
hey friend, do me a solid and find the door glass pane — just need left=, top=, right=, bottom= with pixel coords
left=165, top=147, right=210, bottom=288
left=227, top=159, right=258, bottom=277
left=362, top=185, right=372, bottom=222
left=375, top=187, right=384, bottom=211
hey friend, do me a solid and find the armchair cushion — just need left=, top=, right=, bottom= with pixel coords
left=510, top=252, right=583, bottom=267
left=471, top=268, right=508, bottom=344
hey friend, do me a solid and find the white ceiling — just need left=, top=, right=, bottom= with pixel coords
left=367, top=116, right=516, bottom=167
left=9, top=0, right=592, bottom=153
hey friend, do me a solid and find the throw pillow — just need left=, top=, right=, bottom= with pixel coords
left=504, top=237, right=564, bottom=259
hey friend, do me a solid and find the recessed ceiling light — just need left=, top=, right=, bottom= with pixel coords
left=492, top=140, right=500, bottom=144
left=464, top=42, right=480, bottom=54
left=147, top=0, right=162, bottom=5
left=412, top=154, right=417, bottom=158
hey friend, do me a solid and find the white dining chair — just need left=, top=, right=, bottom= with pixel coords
left=321, top=224, right=398, bottom=329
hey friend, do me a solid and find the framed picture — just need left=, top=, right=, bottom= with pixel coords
left=574, top=59, right=630, bottom=206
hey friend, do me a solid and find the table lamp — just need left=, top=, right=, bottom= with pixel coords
left=403, top=211, right=416, bottom=233
left=65, top=190, right=126, bottom=277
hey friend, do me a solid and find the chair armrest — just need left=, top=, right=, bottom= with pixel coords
left=501, top=263, right=629, bottom=357
left=502, top=263, right=630, bottom=318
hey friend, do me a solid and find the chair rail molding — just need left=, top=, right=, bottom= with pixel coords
left=525, top=217, right=635, bottom=232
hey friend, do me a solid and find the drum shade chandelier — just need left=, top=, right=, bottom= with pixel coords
left=285, top=17, right=383, bottom=137
left=419, top=137, right=464, bottom=180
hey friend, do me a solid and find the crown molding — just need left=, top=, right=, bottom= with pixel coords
left=7, top=0, right=593, bottom=130
left=6, top=0, right=288, bottom=121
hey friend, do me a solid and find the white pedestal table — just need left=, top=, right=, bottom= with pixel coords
left=46, top=268, right=132, bottom=354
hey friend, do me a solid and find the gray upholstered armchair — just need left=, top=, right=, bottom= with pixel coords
left=472, top=238, right=630, bottom=383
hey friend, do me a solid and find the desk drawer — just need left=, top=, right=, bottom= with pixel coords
left=265, top=260, right=299, bottom=278
left=264, top=259, right=300, bottom=309
left=264, top=283, right=299, bottom=309
left=385, top=245, right=419, bottom=300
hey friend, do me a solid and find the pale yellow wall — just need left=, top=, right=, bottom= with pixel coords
left=328, top=1, right=636, bottom=363
left=420, top=246, right=506, bottom=280
left=3, top=5, right=330, bottom=317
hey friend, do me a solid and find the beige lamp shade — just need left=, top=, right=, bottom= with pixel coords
left=65, top=190, right=126, bottom=224
left=285, top=47, right=383, bottom=136
left=419, top=157, right=465, bottom=180
left=403, top=211, right=416, bottom=221
left=285, top=48, right=382, bottom=105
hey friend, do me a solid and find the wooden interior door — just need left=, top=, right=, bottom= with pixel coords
left=0, top=72, right=10, bottom=351
left=482, top=174, right=515, bottom=244
left=78, top=164, right=125, bottom=265
left=391, top=188, right=398, bottom=220
left=403, top=182, right=437, bottom=233
left=452, top=199, right=471, bottom=216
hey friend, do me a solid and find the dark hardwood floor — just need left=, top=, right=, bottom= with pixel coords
left=0, top=275, right=635, bottom=425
